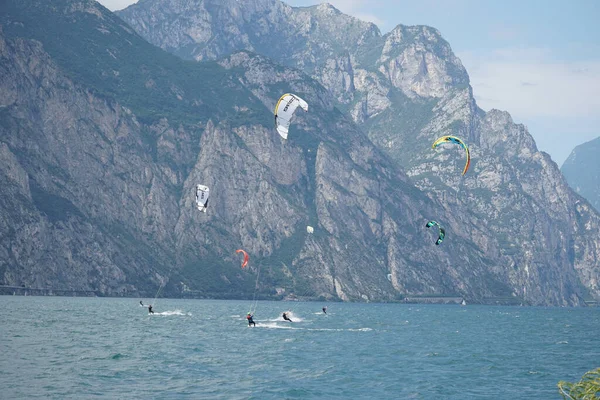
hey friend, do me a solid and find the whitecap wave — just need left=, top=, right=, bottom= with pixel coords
left=153, top=309, right=187, bottom=316
left=255, top=324, right=373, bottom=332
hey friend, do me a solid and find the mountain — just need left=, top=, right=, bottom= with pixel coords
left=0, top=0, right=497, bottom=303
left=116, top=0, right=600, bottom=305
left=0, top=0, right=262, bottom=298
left=0, top=0, right=598, bottom=305
left=561, top=137, right=600, bottom=212
left=117, top=0, right=380, bottom=69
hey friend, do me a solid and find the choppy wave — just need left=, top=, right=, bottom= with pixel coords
left=255, top=323, right=372, bottom=332
left=3, top=298, right=598, bottom=400
left=152, top=309, right=188, bottom=316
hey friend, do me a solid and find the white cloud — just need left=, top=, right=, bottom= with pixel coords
left=459, top=48, right=600, bottom=119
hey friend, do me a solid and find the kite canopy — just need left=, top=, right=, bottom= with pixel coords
left=425, top=221, right=446, bottom=245
left=432, top=135, right=471, bottom=175
left=236, top=249, right=249, bottom=268
left=195, top=184, right=210, bottom=212
left=274, top=93, right=308, bottom=139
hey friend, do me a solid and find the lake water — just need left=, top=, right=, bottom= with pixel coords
left=1, top=296, right=598, bottom=399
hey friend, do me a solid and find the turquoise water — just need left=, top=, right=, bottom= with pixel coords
left=1, top=297, right=598, bottom=399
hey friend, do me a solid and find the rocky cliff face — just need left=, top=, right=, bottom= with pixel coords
left=561, top=137, right=600, bottom=213
left=0, top=25, right=167, bottom=295
left=0, top=0, right=506, bottom=302
left=118, top=0, right=380, bottom=69
left=343, top=31, right=600, bottom=306
left=0, top=0, right=262, bottom=297
left=214, top=51, right=515, bottom=302
left=116, top=0, right=600, bottom=305
left=1, top=0, right=598, bottom=305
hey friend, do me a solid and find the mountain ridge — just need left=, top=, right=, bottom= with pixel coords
left=116, top=0, right=600, bottom=305
left=2, top=0, right=501, bottom=303
left=0, top=0, right=598, bottom=305
left=561, top=136, right=600, bottom=214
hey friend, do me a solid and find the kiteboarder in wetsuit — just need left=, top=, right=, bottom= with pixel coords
left=282, top=312, right=293, bottom=322
left=322, top=306, right=327, bottom=314
left=140, top=301, right=154, bottom=314
left=247, top=312, right=256, bottom=327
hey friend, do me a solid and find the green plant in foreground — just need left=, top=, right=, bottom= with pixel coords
left=558, top=368, right=600, bottom=399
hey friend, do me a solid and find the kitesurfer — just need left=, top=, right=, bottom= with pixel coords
left=247, top=312, right=256, bottom=327
left=140, top=301, right=154, bottom=314
left=282, top=312, right=293, bottom=322
left=322, top=306, right=327, bottom=314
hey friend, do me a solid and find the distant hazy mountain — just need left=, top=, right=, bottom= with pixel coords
left=0, top=0, right=598, bottom=305
left=561, top=137, right=600, bottom=212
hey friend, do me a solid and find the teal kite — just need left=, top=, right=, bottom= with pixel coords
left=425, top=221, right=445, bottom=245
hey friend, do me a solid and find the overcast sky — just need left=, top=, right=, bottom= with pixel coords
left=98, top=0, right=600, bottom=166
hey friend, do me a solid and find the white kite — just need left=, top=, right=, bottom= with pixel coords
left=274, top=93, right=308, bottom=139
left=195, top=184, right=210, bottom=212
